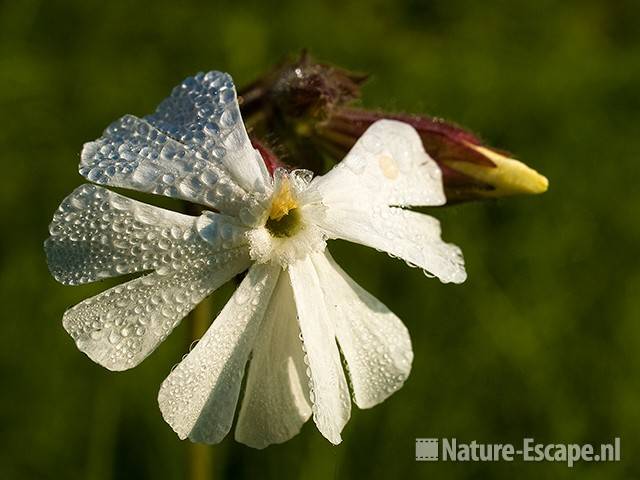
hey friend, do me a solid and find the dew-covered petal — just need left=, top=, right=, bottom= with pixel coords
left=287, top=258, right=351, bottom=445
left=62, top=246, right=251, bottom=371
left=80, top=115, right=249, bottom=216
left=312, top=252, right=413, bottom=408
left=54, top=189, right=253, bottom=371
left=235, top=273, right=312, bottom=449
left=316, top=204, right=466, bottom=284
left=314, top=119, right=445, bottom=208
left=44, top=184, right=245, bottom=285
left=158, top=263, right=281, bottom=444
left=146, top=71, right=270, bottom=193
left=80, top=72, right=270, bottom=216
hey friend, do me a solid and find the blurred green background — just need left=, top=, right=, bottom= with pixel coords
left=1, top=0, right=639, bottom=478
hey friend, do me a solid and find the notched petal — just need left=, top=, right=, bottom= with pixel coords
left=79, top=71, right=270, bottom=215
left=47, top=184, right=253, bottom=370
left=313, top=252, right=413, bottom=408
left=157, top=263, right=280, bottom=443
left=287, top=258, right=351, bottom=445
left=235, top=273, right=312, bottom=448
left=62, top=247, right=251, bottom=371
left=45, top=184, right=198, bottom=286
left=317, top=204, right=466, bottom=284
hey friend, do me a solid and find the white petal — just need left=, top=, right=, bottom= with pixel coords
left=314, top=119, right=445, bottom=208
left=62, top=251, right=250, bottom=371
left=158, top=263, right=281, bottom=444
left=235, top=273, right=312, bottom=448
left=80, top=115, right=246, bottom=215
left=316, top=204, right=466, bottom=284
left=44, top=184, right=244, bottom=285
left=287, top=258, right=351, bottom=445
left=312, top=252, right=413, bottom=408
left=309, top=119, right=465, bottom=283
left=55, top=188, right=252, bottom=371
left=146, top=71, right=270, bottom=192
left=80, top=72, right=269, bottom=215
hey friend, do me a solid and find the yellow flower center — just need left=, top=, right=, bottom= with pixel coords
left=268, top=178, right=297, bottom=221
left=266, top=178, right=302, bottom=238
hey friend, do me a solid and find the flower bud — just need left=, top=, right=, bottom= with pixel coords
left=239, top=54, right=548, bottom=203
left=239, top=51, right=366, bottom=127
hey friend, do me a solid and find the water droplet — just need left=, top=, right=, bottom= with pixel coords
left=108, top=330, right=121, bottom=345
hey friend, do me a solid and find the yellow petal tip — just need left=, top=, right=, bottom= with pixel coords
left=448, top=145, right=549, bottom=198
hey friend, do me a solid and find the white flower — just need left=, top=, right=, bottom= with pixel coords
left=45, top=71, right=466, bottom=448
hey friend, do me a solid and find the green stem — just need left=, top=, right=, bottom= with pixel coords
left=188, top=296, right=214, bottom=480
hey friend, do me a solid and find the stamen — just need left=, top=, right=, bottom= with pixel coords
left=269, top=178, right=297, bottom=220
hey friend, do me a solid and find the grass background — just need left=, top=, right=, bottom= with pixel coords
left=1, top=0, right=639, bottom=478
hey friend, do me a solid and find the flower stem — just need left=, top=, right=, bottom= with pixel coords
left=188, top=296, right=214, bottom=480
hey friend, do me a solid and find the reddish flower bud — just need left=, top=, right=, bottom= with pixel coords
left=240, top=54, right=548, bottom=203
left=239, top=51, right=366, bottom=124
